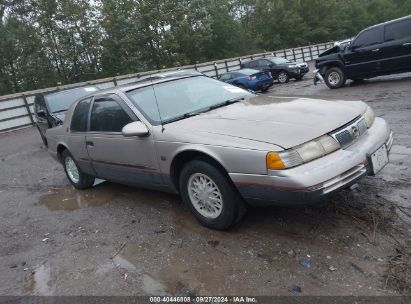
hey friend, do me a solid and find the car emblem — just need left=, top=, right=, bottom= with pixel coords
left=351, top=125, right=359, bottom=138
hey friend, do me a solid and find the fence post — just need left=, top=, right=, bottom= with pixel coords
left=292, top=49, right=296, bottom=61
left=224, top=60, right=229, bottom=72
left=113, top=78, right=118, bottom=86
left=301, top=48, right=305, bottom=62
left=283, top=50, right=287, bottom=59
left=308, top=46, right=313, bottom=61
left=22, top=95, right=35, bottom=125
left=214, top=63, right=219, bottom=78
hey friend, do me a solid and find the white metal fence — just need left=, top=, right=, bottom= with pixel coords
left=0, top=41, right=334, bottom=133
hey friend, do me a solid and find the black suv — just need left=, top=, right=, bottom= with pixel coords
left=315, top=15, right=411, bottom=89
left=241, top=57, right=309, bottom=83
left=34, top=86, right=99, bottom=146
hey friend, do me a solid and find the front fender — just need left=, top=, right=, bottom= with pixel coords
left=157, top=142, right=271, bottom=177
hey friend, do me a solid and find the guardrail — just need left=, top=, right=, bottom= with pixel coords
left=0, top=41, right=334, bottom=133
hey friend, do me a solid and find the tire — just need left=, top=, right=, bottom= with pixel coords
left=179, top=160, right=246, bottom=230
left=324, top=67, right=346, bottom=89
left=62, top=150, right=95, bottom=190
left=37, top=126, right=48, bottom=147
left=295, top=75, right=303, bottom=81
left=277, top=71, right=289, bottom=84
left=261, top=86, right=270, bottom=92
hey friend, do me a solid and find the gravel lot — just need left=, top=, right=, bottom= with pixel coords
left=0, top=72, right=410, bottom=296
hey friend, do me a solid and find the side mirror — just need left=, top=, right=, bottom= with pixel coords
left=37, top=110, right=46, bottom=118
left=122, top=121, right=149, bottom=137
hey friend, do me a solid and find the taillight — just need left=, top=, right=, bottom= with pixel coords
left=248, top=75, right=256, bottom=80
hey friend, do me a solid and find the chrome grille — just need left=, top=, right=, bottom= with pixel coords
left=335, top=130, right=352, bottom=146
left=331, top=117, right=367, bottom=148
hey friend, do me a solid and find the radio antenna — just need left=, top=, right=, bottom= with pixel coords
left=149, top=76, right=165, bottom=132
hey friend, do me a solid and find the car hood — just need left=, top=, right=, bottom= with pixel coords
left=319, top=45, right=342, bottom=57
left=166, top=95, right=366, bottom=149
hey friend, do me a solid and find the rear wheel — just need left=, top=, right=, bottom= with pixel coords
left=295, top=75, right=303, bottom=81
left=277, top=71, right=289, bottom=84
left=324, top=67, right=346, bottom=89
left=62, top=150, right=95, bottom=189
left=179, top=160, right=246, bottom=230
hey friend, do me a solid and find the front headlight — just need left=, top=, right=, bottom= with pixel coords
left=266, top=135, right=340, bottom=170
left=363, top=106, right=375, bottom=128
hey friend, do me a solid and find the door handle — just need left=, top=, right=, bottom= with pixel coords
left=403, top=42, right=411, bottom=46
left=86, top=141, right=94, bottom=147
left=371, top=48, right=380, bottom=52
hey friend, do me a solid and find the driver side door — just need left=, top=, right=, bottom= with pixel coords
left=85, top=94, right=161, bottom=187
left=344, top=26, right=384, bottom=78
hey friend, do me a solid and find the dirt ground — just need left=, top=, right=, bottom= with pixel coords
left=0, top=71, right=410, bottom=296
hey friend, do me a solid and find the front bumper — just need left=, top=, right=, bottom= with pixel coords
left=230, top=118, right=392, bottom=206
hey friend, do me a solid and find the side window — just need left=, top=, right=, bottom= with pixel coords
left=35, top=95, right=47, bottom=113
left=70, top=98, right=91, bottom=132
left=219, top=74, right=231, bottom=81
left=353, top=27, right=383, bottom=48
left=90, top=96, right=134, bottom=132
left=259, top=59, right=271, bottom=68
left=246, top=61, right=257, bottom=68
left=385, top=19, right=411, bottom=42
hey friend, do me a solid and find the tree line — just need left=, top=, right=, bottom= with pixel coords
left=1, top=0, right=410, bottom=95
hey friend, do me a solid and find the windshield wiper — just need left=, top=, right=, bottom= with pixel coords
left=52, top=109, right=68, bottom=114
left=162, top=97, right=245, bottom=125
left=163, top=111, right=201, bottom=124
left=208, top=97, right=245, bottom=111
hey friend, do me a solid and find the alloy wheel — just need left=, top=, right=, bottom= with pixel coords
left=187, top=173, right=223, bottom=219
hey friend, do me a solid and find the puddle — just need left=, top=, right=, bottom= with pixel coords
left=37, top=184, right=117, bottom=211
left=24, top=263, right=55, bottom=295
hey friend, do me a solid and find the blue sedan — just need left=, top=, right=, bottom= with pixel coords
left=218, top=69, right=274, bottom=92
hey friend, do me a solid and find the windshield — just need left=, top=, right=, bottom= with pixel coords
left=270, top=57, right=291, bottom=65
left=127, top=76, right=252, bottom=125
left=46, top=86, right=99, bottom=113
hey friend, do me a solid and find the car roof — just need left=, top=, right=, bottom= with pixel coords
left=87, top=70, right=204, bottom=97
left=364, top=14, right=411, bottom=31
left=35, top=85, right=99, bottom=98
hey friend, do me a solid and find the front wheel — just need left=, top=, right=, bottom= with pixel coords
left=62, top=150, right=95, bottom=189
left=324, top=67, right=346, bottom=89
left=179, top=160, right=246, bottom=230
left=277, top=71, right=289, bottom=84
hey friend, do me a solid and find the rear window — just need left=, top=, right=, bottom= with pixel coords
left=239, top=69, right=260, bottom=76
left=385, top=19, right=411, bottom=41
left=353, top=27, right=382, bottom=48
left=70, top=98, right=92, bottom=132
left=46, top=86, right=99, bottom=113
